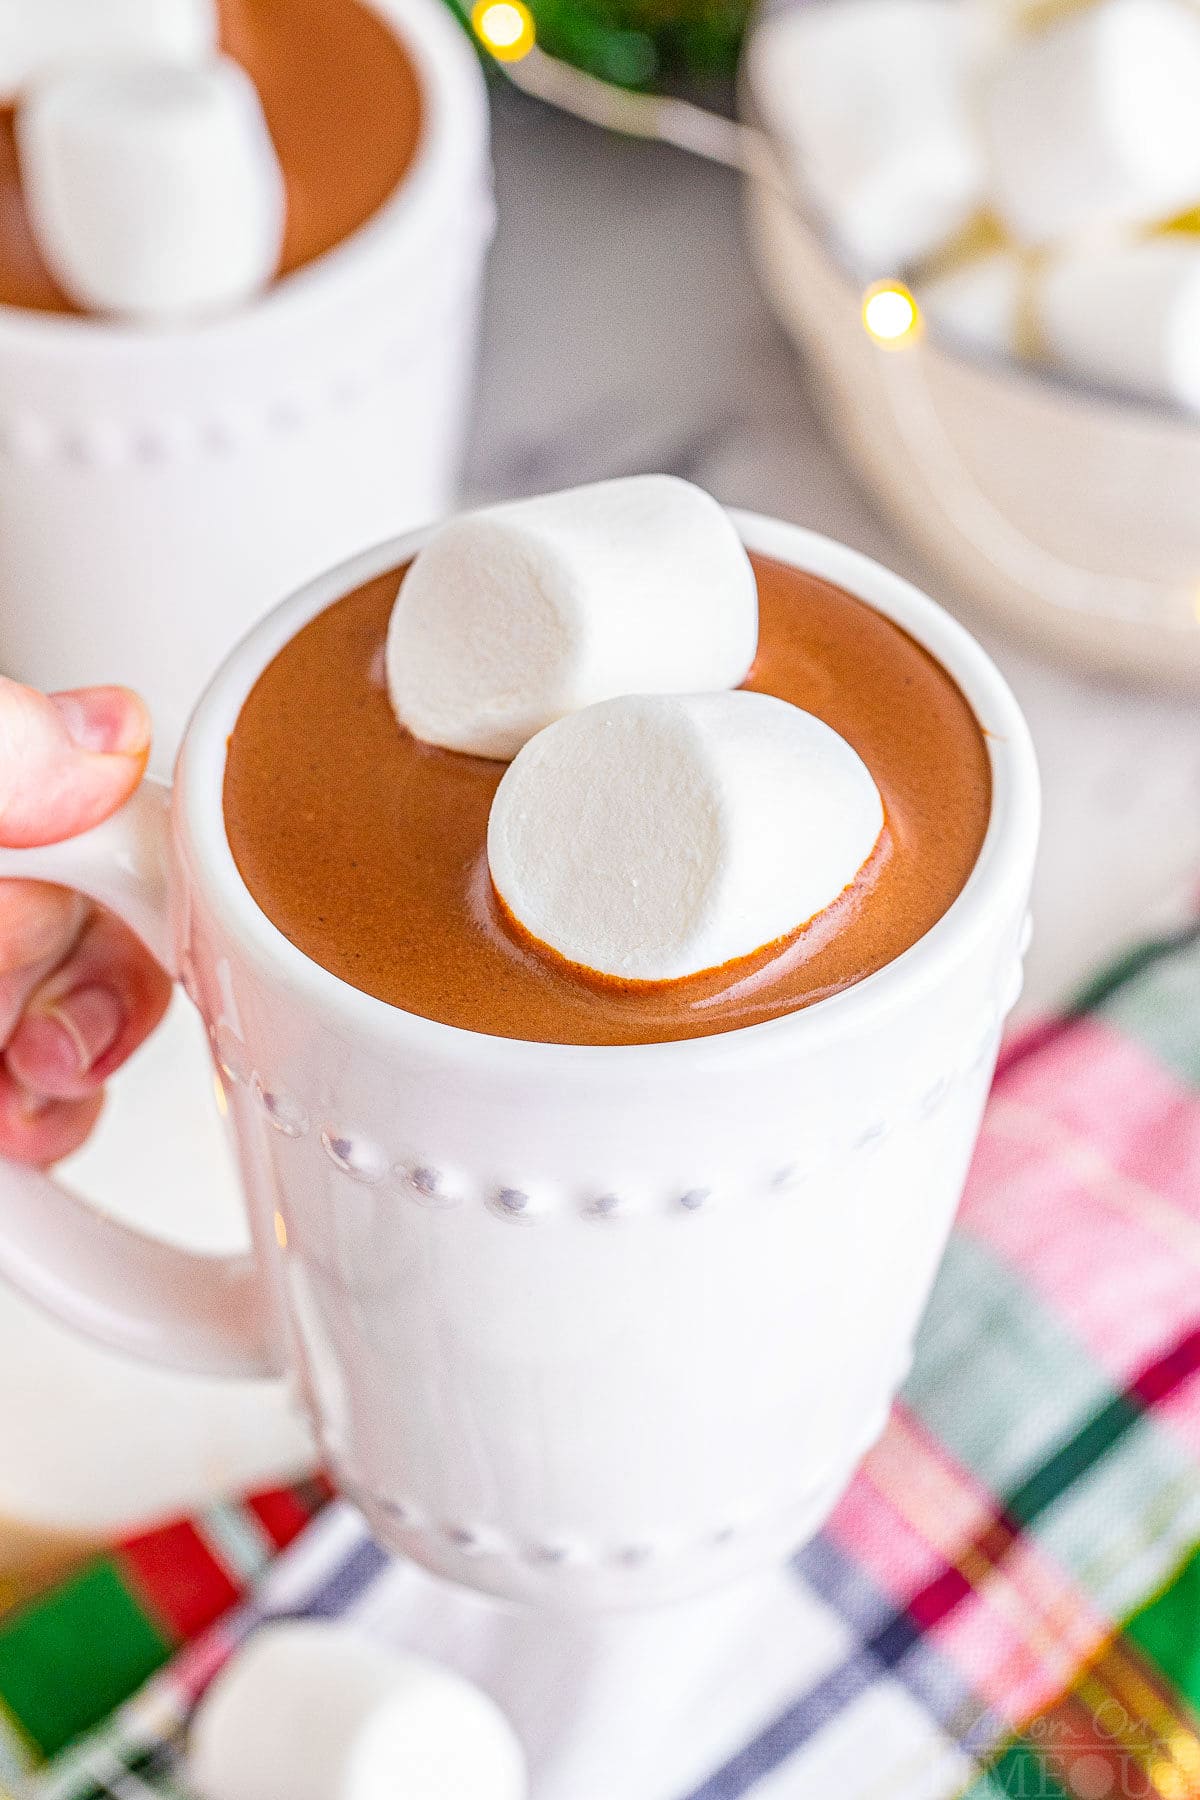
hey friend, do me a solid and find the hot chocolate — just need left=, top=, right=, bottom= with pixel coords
left=0, top=0, right=422, bottom=314
left=223, top=551, right=992, bottom=1046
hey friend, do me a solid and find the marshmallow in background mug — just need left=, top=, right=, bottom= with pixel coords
left=919, top=249, right=1025, bottom=356
left=981, top=0, right=1200, bottom=247
left=748, top=0, right=987, bottom=272
left=386, top=475, right=758, bottom=761
left=0, top=0, right=216, bottom=102
left=1037, top=237, right=1200, bottom=410
left=17, top=56, right=286, bottom=322
left=188, top=1621, right=528, bottom=1800
left=488, top=691, right=884, bottom=982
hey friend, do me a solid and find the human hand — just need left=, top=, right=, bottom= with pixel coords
left=0, top=680, right=171, bottom=1166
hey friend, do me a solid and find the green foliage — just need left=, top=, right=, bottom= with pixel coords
left=451, top=0, right=749, bottom=87
left=532, top=0, right=748, bottom=84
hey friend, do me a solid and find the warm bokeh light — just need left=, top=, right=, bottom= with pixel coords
left=471, top=0, right=536, bottom=60
left=862, top=281, right=922, bottom=347
left=274, top=1210, right=289, bottom=1249
left=1149, top=1760, right=1189, bottom=1800
left=212, top=1071, right=228, bottom=1117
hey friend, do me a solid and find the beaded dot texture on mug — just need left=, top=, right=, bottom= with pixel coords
left=234, top=963, right=1021, bottom=1222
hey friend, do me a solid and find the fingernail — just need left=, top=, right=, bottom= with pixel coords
left=50, top=687, right=150, bottom=758
left=16, top=985, right=125, bottom=1083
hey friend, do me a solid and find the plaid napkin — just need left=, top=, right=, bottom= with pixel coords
left=13, top=919, right=1200, bottom=1800
left=0, top=1483, right=330, bottom=1794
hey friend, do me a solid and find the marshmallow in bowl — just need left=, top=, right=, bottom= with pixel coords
left=187, top=1621, right=528, bottom=1800
left=385, top=476, right=758, bottom=761
left=748, top=0, right=987, bottom=272
left=981, top=0, right=1200, bottom=247
left=918, top=249, right=1026, bottom=357
left=1037, top=238, right=1200, bottom=411
left=17, top=56, right=286, bottom=322
left=487, top=692, right=884, bottom=982
left=0, top=0, right=216, bottom=103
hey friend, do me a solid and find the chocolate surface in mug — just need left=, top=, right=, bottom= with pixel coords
left=0, top=0, right=422, bottom=314
left=223, top=553, right=993, bottom=1046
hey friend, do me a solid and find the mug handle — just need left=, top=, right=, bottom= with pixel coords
left=0, top=780, right=277, bottom=1380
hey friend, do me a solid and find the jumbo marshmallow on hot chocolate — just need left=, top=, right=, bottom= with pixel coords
left=385, top=476, right=758, bottom=760
left=17, top=55, right=286, bottom=321
left=387, top=475, right=885, bottom=982
left=0, top=0, right=216, bottom=102
left=488, top=691, right=884, bottom=982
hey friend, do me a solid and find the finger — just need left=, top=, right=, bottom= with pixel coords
left=5, top=908, right=171, bottom=1102
left=0, top=879, right=87, bottom=976
left=0, top=882, right=89, bottom=1045
left=0, top=1065, right=104, bottom=1168
left=0, top=681, right=151, bottom=848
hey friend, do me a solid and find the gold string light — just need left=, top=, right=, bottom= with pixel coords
left=861, top=280, right=922, bottom=347
left=471, top=0, right=536, bottom=61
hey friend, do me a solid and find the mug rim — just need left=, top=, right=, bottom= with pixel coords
left=177, top=508, right=1041, bottom=1072
left=0, top=0, right=488, bottom=356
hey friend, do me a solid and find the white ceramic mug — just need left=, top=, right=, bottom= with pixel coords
left=0, top=0, right=493, bottom=772
left=0, top=514, right=1039, bottom=1610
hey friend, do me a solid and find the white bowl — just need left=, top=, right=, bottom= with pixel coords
left=743, top=145, right=1200, bottom=690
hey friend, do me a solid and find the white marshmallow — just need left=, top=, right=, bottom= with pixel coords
left=981, top=0, right=1200, bottom=247
left=1036, top=237, right=1200, bottom=410
left=747, top=0, right=988, bottom=272
left=0, top=0, right=216, bottom=102
left=487, top=692, right=884, bottom=983
left=386, top=476, right=758, bottom=762
left=919, top=250, right=1026, bottom=356
left=17, top=57, right=286, bottom=322
left=962, top=0, right=1036, bottom=51
left=187, top=1622, right=527, bottom=1800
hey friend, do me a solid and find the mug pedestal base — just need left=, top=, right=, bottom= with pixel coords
left=342, top=1393, right=893, bottom=1614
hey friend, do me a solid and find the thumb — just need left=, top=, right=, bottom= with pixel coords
left=0, top=681, right=151, bottom=850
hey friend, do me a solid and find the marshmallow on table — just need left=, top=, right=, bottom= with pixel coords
left=188, top=1621, right=528, bottom=1800
left=981, top=0, right=1200, bottom=247
left=0, top=0, right=216, bottom=104
left=386, top=476, right=758, bottom=761
left=747, top=0, right=987, bottom=273
left=918, top=249, right=1026, bottom=357
left=17, top=56, right=286, bottom=322
left=1036, top=238, right=1200, bottom=410
left=487, top=692, right=884, bottom=982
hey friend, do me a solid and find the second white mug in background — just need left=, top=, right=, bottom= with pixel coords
left=0, top=0, right=493, bottom=768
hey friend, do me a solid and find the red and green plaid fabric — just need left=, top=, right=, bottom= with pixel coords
left=13, top=920, right=1200, bottom=1799
left=694, top=920, right=1200, bottom=1799
left=0, top=1480, right=329, bottom=1791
